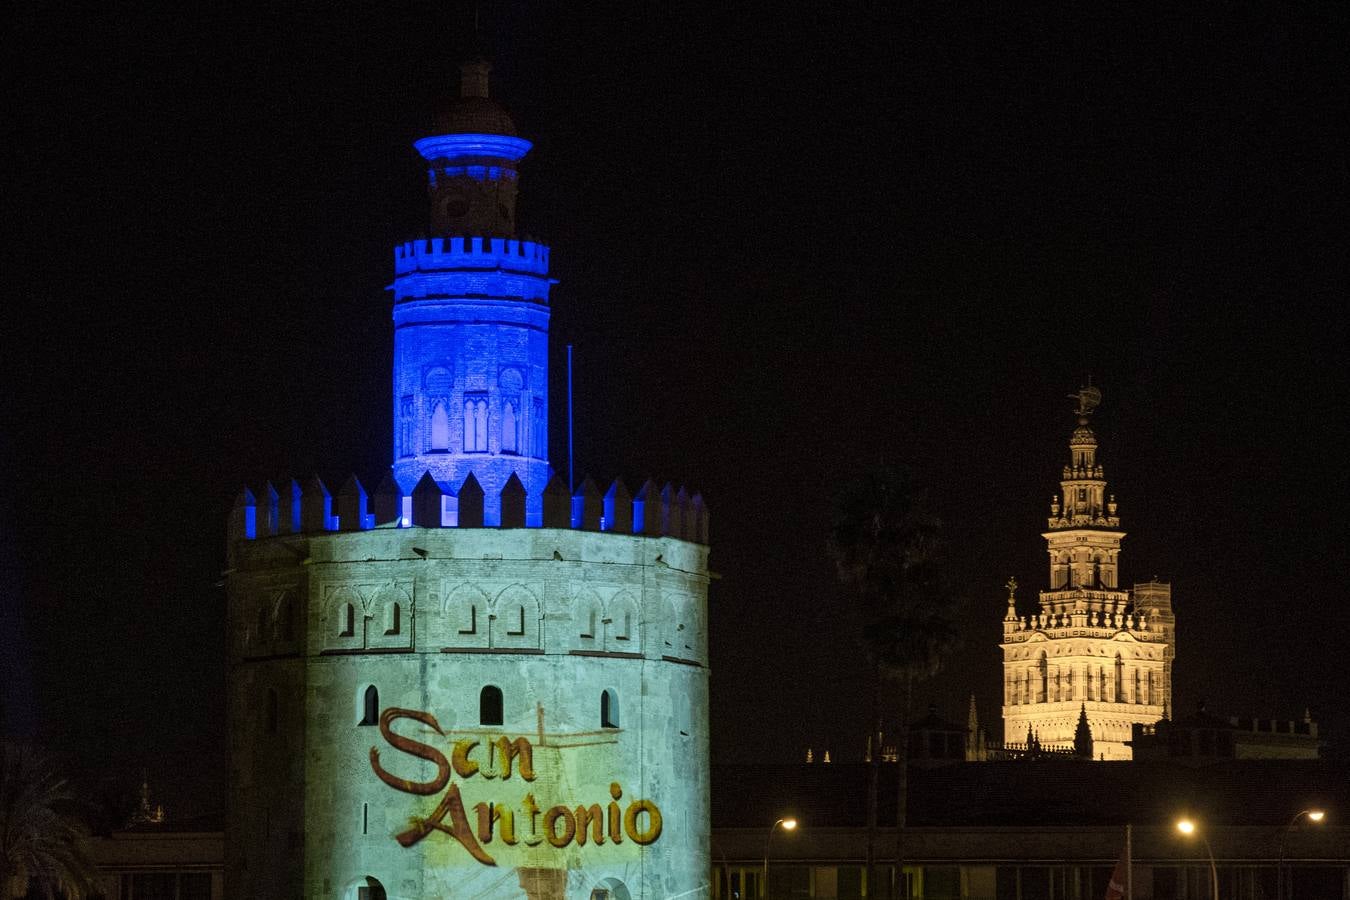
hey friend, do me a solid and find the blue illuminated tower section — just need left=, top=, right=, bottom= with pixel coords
left=391, top=60, right=552, bottom=524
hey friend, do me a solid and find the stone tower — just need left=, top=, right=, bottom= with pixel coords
left=1000, top=388, right=1174, bottom=760
left=391, top=59, right=551, bottom=524
left=226, top=60, right=712, bottom=900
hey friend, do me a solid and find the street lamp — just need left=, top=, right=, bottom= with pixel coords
left=761, top=817, right=798, bottom=899
left=1175, top=818, right=1218, bottom=900
left=1277, top=808, right=1326, bottom=900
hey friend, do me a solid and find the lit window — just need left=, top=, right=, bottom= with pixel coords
left=430, top=402, right=450, bottom=451
left=502, top=401, right=518, bottom=454
left=464, top=394, right=488, bottom=452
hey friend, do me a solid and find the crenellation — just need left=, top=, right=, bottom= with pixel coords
left=335, top=475, right=368, bottom=531
left=542, top=474, right=570, bottom=527
left=572, top=476, right=602, bottom=530
left=500, top=472, right=526, bottom=527
left=280, top=479, right=302, bottom=534
left=634, top=478, right=662, bottom=535
left=232, top=471, right=712, bottom=547
left=604, top=478, right=633, bottom=534
left=301, top=475, right=332, bottom=533
left=394, top=236, right=550, bottom=277
left=371, top=471, right=402, bottom=526
left=411, top=472, right=442, bottom=526
left=260, top=482, right=280, bottom=537
left=457, top=472, right=485, bottom=527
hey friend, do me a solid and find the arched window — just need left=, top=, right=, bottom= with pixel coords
left=340, top=602, right=355, bottom=637
left=1114, top=654, right=1124, bottom=701
left=384, top=603, right=401, bottom=636
left=430, top=402, right=450, bottom=450
left=265, top=688, right=278, bottom=734
left=464, top=395, right=488, bottom=452
left=399, top=396, right=414, bottom=458
left=360, top=685, right=379, bottom=726
left=357, top=876, right=387, bottom=900
left=601, top=689, right=619, bottom=728
left=480, top=685, right=503, bottom=726
left=1038, top=653, right=1048, bottom=704
left=502, top=401, right=517, bottom=453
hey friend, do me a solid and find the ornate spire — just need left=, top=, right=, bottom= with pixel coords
left=1074, top=704, right=1094, bottom=759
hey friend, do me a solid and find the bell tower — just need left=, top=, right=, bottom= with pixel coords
left=391, top=59, right=552, bottom=524
left=1000, top=387, right=1174, bottom=759
left=1043, top=386, right=1123, bottom=598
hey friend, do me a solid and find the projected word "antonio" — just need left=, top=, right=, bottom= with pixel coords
left=369, top=707, right=662, bottom=866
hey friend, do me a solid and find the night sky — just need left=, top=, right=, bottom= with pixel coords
left=7, top=4, right=1348, bottom=818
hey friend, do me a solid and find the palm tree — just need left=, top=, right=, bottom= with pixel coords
left=0, top=741, right=98, bottom=899
left=829, top=466, right=957, bottom=899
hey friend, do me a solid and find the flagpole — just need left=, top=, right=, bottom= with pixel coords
left=1125, top=822, right=1132, bottom=900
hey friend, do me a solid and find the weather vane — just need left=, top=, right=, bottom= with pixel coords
left=1068, top=381, right=1102, bottom=418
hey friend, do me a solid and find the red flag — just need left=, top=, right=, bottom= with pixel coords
left=1104, top=847, right=1128, bottom=900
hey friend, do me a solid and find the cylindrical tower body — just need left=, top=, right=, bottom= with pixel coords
left=228, top=526, right=710, bottom=899
left=391, top=61, right=551, bottom=524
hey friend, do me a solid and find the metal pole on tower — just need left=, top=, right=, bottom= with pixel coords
left=567, top=343, right=574, bottom=492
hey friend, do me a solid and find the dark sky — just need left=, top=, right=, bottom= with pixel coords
left=7, top=4, right=1348, bottom=817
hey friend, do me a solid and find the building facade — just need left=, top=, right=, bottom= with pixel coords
left=1001, top=388, right=1175, bottom=759
left=226, top=61, right=712, bottom=900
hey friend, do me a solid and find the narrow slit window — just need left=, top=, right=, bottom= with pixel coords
left=340, top=602, right=355, bottom=637
left=384, top=603, right=401, bottom=636
left=507, top=606, right=525, bottom=636
left=480, top=685, right=503, bottom=726
left=601, top=689, right=619, bottom=729
left=360, top=685, right=379, bottom=726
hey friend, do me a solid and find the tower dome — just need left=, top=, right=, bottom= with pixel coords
left=430, top=60, right=518, bottom=137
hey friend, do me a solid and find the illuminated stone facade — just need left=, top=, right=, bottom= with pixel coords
left=1001, top=391, right=1175, bottom=760
left=226, top=61, right=712, bottom=900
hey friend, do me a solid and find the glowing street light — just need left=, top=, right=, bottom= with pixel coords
left=1278, top=808, right=1327, bottom=900
left=762, top=817, right=798, bottom=899
left=1174, top=818, right=1218, bottom=900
